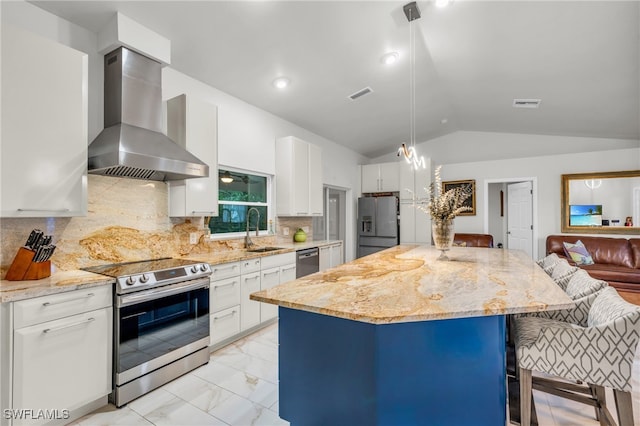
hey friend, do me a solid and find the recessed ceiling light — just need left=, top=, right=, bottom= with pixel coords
left=435, top=0, right=451, bottom=8
left=272, top=77, right=290, bottom=89
left=380, top=51, right=399, bottom=65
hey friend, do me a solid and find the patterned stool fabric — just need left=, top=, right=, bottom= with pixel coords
left=515, top=287, right=640, bottom=426
left=536, top=253, right=561, bottom=275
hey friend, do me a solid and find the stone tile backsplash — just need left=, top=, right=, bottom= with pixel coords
left=0, top=175, right=314, bottom=277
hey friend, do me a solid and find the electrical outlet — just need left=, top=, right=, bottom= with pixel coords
left=283, top=227, right=289, bottom=236
left=189, top=233, right=198, bottom=244
left=302, top=226, right=309, bottom=233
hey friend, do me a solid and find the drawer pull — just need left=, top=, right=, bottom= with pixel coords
left=214, top=265, right=238, bottom=273
left=122, top=312, right=147, bottom=320
left=282, top=266, right=296, bottom=272
left=263, top=271, right=279, bottom=277
left=43, top=317, right=95, bottom=333
left=42, top=293, right=95, bottom=307
left=214, top=281, right=237, bottom=290
left=244, top=276, right=259, bottom=281
left=213, top=310, right=237, bottom=321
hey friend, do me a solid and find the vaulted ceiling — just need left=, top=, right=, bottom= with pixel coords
left=30, top=1, right=640, bottom=158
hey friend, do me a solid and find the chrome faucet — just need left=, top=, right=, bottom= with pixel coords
left=245, top=207, right=261, bottom=248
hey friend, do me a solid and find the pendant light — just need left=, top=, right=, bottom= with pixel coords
left=397, top=2, right=426, bottom=170
left=220, top=170, right=233, bottom=183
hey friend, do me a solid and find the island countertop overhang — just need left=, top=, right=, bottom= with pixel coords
left=250, top=244, right=575, bottom=324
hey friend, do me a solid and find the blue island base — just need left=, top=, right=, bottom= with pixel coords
left=278, top=307, right=506, bottom=426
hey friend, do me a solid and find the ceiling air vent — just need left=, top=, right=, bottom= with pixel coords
left=513, top=99, right=541, bottom=108
left=348, top=87, right=373, bottom=101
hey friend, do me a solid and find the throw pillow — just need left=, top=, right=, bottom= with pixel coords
left=452, top=241, right=467, bottom=247
left=550, top=259, right=579, bottom=291
left=564, top=269, right=607, bottom=300
left=562, top=240, right=594, bottom=266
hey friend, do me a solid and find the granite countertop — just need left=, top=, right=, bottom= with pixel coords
left=1, top=240, right=342, bottom=303
left=251, top=244, right=575, bottom=325
left=0, top=270, right=114, bottom=303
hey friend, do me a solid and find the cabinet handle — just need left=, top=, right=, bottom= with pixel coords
left=214, top=265, right=238, bottom=272
left=282, top=266, right=296, bottom=272
left=191, top=211, right=216, bottom=215
left=244, top=276, right=259, bottom=281
left=42, top=293, right=95, bottom=306
left=17, top=208, right=70, bottom=212
left=380, top=178, right=384, bottom=190
left=296, top=212, right=307, bottom=215
left=213, top=310, right=237, bottom=321
left=43, top=317, right=95, bottom=334
left=263, top=271, right=279, bottom=277
left=214, top=281, right=237, bottom=289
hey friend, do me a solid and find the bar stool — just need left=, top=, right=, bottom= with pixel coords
left=514, top=287, right=640, bottom=426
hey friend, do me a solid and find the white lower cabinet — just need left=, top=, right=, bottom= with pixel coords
left=319, top=246, right=331, bottom=272
left=210, top=305, right=240, bottom=345
left=209, top=262, right=241, bottom=345
left=260, top=267, right=280, bottom=321
left=330, top=242, right=344, bottom=267
left=11, top=286, right=112, bottom=425
left=240, top=272, right=261, bottom=330
left=209, top=252, right=296, bottom=346
left=319, top=242, right=343, bottom=272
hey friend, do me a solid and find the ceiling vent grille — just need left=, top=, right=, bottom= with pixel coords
left=348, top=87, right=373, bottom=101
left=513, top=99, right=541, bottom=108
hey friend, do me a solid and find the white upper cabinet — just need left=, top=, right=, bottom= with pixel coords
left=399, top=162, right=430, bottom=201
left=167, top=94, right=219, bottom=217
left=361, top=162, right=400, bottom=193
left=276, top=136, right=323, bottom=216
left=1, top=25, right=88, bottom=217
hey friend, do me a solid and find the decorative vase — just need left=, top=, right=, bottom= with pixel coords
left=293, top=228, right=307, bottom=242
left=432, top=218, right=455, bottom=260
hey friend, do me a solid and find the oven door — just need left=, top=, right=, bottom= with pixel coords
left=115, top=277, right=210, bottom=386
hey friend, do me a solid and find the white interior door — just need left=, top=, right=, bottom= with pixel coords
left=507, top=181, right=533, bottom=258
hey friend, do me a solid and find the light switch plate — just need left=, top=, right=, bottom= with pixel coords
left=189, top=233, right=198, bottom=244
left=283, top=227, right=289, bottom=236
left=302, top=226, right=309, bottom=233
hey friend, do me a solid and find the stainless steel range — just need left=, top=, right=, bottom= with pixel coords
left=84, top=258, right=211, bottom=407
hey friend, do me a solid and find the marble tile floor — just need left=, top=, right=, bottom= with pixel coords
left=72, top=323, right=630, bottom=426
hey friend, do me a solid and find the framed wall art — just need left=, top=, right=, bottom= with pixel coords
left=442, top=179, right=476, bottom=216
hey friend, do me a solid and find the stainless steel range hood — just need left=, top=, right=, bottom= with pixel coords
left=88, top=47, right=209, bottom=181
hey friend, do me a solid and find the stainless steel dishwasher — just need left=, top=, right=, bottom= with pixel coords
left=296, top=247, right=319, bottom=278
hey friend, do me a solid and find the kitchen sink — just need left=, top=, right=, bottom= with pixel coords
left=246, top=246, right=284, bottom=253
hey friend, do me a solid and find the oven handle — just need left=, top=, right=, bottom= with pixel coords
left=118, top=278, right=210, bottom=307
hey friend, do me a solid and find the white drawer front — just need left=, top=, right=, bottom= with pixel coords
left=13, top=307, right=112, bottom=419
left=260, top=252, right=296, bottom=269
left=13, top=285, right=112, bottom=329
left=240, top=257, right=261, bottom=274
left=210, top=262, right=240, bottom=281
left=211, top=276, right=241, bottom=312
left=210, top=305, right=240, bottom=345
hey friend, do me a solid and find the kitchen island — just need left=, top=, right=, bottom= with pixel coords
left=251, top=244, right=574, bottom=425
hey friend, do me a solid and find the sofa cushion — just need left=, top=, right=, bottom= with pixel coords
left=630, top=239, right=640, bottom=269
left=580, top=264, right=640, bottom=285
left=562, top=240, right=594, bottom=266
left=565, top=269, right=608, bottom=300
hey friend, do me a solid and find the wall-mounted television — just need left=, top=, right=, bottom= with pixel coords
left=569, top=204, right=603, bottom=226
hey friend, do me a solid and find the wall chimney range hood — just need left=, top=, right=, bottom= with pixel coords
left=88, top=47, right=209, bottom=181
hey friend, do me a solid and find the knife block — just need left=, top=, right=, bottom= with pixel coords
left=5, top=247, right=51, bottom=281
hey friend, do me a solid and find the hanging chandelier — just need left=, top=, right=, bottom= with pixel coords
left=397, top=1, right=426, bottom=170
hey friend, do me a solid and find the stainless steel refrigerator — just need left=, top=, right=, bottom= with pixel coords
left=357, top=196, right=399, bottom=258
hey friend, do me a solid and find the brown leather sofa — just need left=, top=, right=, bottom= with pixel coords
left=453, top=233, right=494, bottom=248
left=546, top=235, right=640, bottom=304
